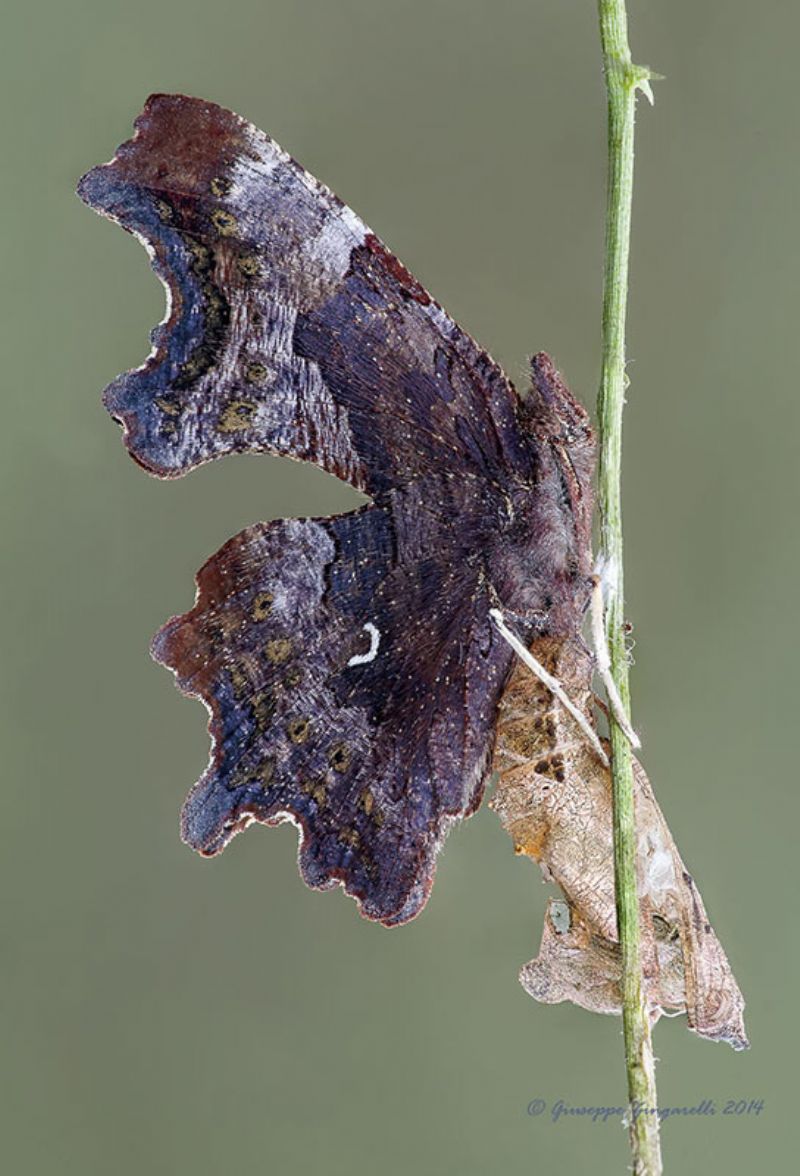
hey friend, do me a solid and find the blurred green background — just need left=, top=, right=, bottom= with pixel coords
left=1, top=2, right=796, bottom=1173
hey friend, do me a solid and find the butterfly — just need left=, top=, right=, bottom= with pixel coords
left=77, top=94, right=595, bottom=926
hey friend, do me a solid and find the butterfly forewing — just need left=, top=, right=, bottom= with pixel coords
left=78, top=95, right=592, bottom=922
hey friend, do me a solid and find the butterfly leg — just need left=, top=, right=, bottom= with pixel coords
left=589, top=573, right=641, bottom=750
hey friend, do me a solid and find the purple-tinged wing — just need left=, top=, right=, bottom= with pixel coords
left=77, top=94, right=532, bottom=497
left=75, top=96, right=594, bottom=924
left=154, top=486, right=514, bottom=924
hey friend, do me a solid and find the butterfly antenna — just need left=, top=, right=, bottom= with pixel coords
left=489, top=608, right=609, bottom=767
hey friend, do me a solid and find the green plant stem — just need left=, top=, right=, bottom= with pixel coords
left=595, top=3, right=662, bottom=1173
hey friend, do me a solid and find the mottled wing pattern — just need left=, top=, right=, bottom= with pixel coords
left=76, top=94, right=546, bottom=922
left=155, top=487, right=513, bottom=924
left=76, top=93, right=531, bottom=497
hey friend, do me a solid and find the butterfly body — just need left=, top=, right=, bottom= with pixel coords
left=78, top=95, right=595, bottom=924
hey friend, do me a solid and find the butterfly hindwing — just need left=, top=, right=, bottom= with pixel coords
left=154, top=488, right=514, bottom=924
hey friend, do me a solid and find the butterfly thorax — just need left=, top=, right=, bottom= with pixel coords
left=485, top=354, right=596, bottom=634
